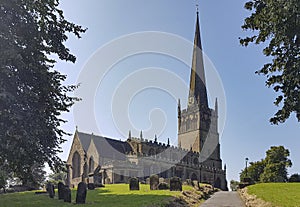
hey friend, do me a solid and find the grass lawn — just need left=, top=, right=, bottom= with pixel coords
left=247, top=183, right=300, bottom=207
left=0, top=184, right=194, bottom=207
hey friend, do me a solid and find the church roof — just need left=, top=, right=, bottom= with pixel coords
left=77, top=131, right=132, bottom=160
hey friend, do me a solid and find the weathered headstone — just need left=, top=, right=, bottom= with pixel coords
left=63, top=186, right=71, bottom=203
left=157, top=182, right=169, bottom=190
left=150, top=174, right=159, bottom=190
left=159, top=177, right=165, bottom=183
left=76, top=182, right=87, bottom=204
left=146, top=177, right=150, bottom=185
left=192, top=180, right=200, bottom=190
left=129, top=177, right=139, bottom=190
left=58, top=182, right=65, bottom=200
left=46, top=183, right=55, bottom=198
left=93, top=165, right=102, bottom=187
left=170, top=177, right=182, bottom=191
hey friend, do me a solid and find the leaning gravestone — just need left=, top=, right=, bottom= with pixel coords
left=170, top=177, right=182, bottom=191
left=192, top=180, right=200, bottom=190
left=150, top=174, right=159, bottom=190
left=129, top=177, right=139, bottom=190
left=76, top=182, right=87, bottom=204
left=58, top=182, right=65, bottom=200
left=46, top=183, right=55, bottom=198
left=63, top=186, right=71, bottom=203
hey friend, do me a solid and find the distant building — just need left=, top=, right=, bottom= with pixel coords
left=66, top=11, right=228, bottom=191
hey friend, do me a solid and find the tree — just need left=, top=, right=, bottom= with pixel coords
left=240, top=0, right=300, bottom=124
left=230, top=180, right=240, bottom=191
left=0, top=0, right=86, bottom=186
left=288, top=173, right=300, bottom=182
left=240, top=146, right=292, bottom=183
left=240, top=160, right=265, bottom=183
left=260, top=146, right=292, bottom=182
left=0, top=162, right=11, bottom=193
left=48, top=168, right=67, bottom=187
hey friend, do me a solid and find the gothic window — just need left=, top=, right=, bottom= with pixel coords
left=193, top=157, right=198, bottom=165
left=190, top=172, right=198, bottom=181
left=148, top=148, right=155, bottom=156
left=89, top=156, right=94, bottom=173
left=186, top=118, right=191, bottom=130
left=72, top=151, right=81, bottom=178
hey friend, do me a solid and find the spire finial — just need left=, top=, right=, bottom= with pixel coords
left=76, top=125, right=78, bottom=131
left=128, top=130, right=131, bottom=139
left=140, top=130, right=143, bottom=139
left=167, top=138, right=170, bottom=146
left=196, top=0, right=199, bottom=14
left=154, top=134, right=157, bottom=143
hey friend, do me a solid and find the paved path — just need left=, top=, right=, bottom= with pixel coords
left=200, top=191, right=245, bottom=207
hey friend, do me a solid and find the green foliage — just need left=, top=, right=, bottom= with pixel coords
left=288, top=173, right=300, bottom=182
left=247, top=183, right=300, bottom=207
left=230, top=180, right=240, bottom=191
left=240, top=160, right=265, bottom=183
left=0, top=184, right=195, bottom=207
left=0, top=161, right=12, bottom=192
left=0, top=0, right=86, bottom=186
left=260, top=146, right=292, bottom=182
left=240, top=0, right=300, bottom=124
left=240, top=146, right=292, bottom=183
left=48, top=170, right=67, bottom=186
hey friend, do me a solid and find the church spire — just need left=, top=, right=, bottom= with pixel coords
left=188, top=9, right=208, bottom=108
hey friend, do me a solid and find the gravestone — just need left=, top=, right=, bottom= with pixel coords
left=146, top=177, right=150, bottom=184
left=129, top=177, right=139, bottom=190
left=150, top=174, right=159, bottom=190
left=58, top=182, right=65, bottom=200
left=76, top=182, right=87, bottom=204
left=157, top=182, right=169, bottom=190
left=93, top=165, right=102, bottom=187
left=46, top=183, right=55, bottom=198
left=63, top=186, right=71, bottom=203
left=170, top=177, right=182, bottom=191
left=192, top=180, right=200, bottom=190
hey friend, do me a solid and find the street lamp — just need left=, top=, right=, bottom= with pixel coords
left=245, top=158, right=249, bottom=177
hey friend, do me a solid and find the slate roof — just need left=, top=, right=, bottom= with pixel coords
left=77, top=131, right=132, bottom=161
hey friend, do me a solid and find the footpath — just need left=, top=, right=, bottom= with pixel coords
left=200, top=191, right=245, bottom=207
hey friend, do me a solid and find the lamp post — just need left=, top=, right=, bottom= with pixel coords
left=245, top=157, right=249, bottom=177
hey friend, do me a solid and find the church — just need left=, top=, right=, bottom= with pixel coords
left=66, top=11, right=228, bottom=191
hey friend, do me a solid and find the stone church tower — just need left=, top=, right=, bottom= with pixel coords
left=178, top=11, right=222, bottom=169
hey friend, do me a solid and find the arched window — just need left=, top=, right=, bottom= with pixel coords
left=148, top=148, right=155, bottom=156
left=190, top=172, right=198, bottom=181
left=72, top=151, right=81, bottom=178
left=89, top=156, right=94, bottom=173
left=193, top=157, right=199, bottom=165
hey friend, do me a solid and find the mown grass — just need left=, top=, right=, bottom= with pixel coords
left=247, top=183, right=300, bottom=207
left=0, top=184, right=194, bottom=207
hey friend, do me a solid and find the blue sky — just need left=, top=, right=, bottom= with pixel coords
left=56, top=0, right=300, bottom=183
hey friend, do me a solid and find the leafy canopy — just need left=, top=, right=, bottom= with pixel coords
left=0, top=0, right=86, bottom=185
left=240, top=146, right=292, bottom=183
left=240, top=0, right=300, bottom=124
